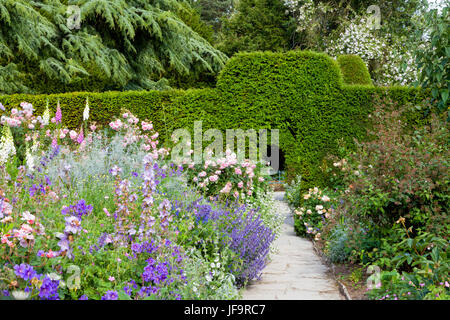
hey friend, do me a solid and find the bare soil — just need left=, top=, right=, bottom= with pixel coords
left=332, top=263, right=370, bottom=300
left=314, top=241, right=370, bottom=300
left=270, top=182, right=285, bottom=191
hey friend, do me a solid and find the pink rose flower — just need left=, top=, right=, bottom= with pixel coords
left=220, top=182, right=232, bottom=194
left=69, top=130, right=78, bottom=140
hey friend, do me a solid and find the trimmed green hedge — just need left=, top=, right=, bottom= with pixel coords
left=337, top=54, right=373, bottom=85
left=0, top=50, right=429, bottom=191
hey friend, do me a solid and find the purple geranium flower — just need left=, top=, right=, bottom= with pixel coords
left=13, top=263, right=37, bottom=281
left=64, top=216, right=82, bottom=234
left=57, top=234, right=74, bottom=259
left=38, top=276, right=60, bottom=300
left=101, top=290, right=118, bottom=300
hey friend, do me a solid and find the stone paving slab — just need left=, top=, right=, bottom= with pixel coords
left=242, top=192, right=343, bottom=300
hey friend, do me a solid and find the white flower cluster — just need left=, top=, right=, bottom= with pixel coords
left=25, top=144, right=35, bottom=171
left=326, top=16, right=386, bottom=61
left=0, top=125, right=16, bottom=166
left=42, top=102, right=50, bottom=126
left=325, top=15, right=418, bottom=86
left=377, top=48, right=418, bottom=86
left=83, top=97, right=89, bottom=121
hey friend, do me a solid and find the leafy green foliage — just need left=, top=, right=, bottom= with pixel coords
left=337, top=55, right=373, bottom=85
left=367, top=222, right=450, bottom=300
left=414, top=6, right=450, bottom=114
left=284, top=174, right=302, bottom=208
left=0, top=0, right=227, bottom=94
left=332, top=97, right=449, bottom=235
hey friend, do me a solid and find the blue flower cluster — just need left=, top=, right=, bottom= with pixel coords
left=142, top=258, right=169, bottom=284
left=14, top=263, right=37, bottom=281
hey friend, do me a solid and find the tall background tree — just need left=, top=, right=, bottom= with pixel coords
left=0, top=0, right=227, bottom=94
left=216, top=0, right=297, bottom=56
left=189, top=0, right=234, bottom=33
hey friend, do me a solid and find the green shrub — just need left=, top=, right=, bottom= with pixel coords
left=0, top=51, right=429, bottom=194
left=337, top=55, right=373, bottom=85
left=284, top=174, right=303, bottom=208
left=367, top=222, right=450, bottom=300
left=332, top=99, right=449, bottom=236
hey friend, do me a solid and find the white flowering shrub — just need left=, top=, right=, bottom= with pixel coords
left=326, top=15, right=418, bottom=86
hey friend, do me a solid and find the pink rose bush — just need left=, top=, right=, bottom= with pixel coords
left=293, top=187, right=337, bottom=241
left=182, top=149, right=270, bottom=202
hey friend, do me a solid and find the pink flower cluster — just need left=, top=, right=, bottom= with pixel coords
left=185, top=149, right=268, bottom=200
left=108, top=110, right=168, bottom=161
left=0, top=101, right=94, bottom=159
left=1, top=211, right=45, bottom=249
left=109, top=119, right=123, bottom=131
left=1, top=103, right=43, bottom=128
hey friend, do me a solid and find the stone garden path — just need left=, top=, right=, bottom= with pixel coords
left=242, top=191, right=343, bottom=300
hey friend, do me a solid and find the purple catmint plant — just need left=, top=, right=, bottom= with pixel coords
left=220, top=205, right=275, bottom=286
left=180, top=199, right=276, bottom=287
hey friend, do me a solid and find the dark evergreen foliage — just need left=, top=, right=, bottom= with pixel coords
left=0, top=0, right=227, bottom=94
